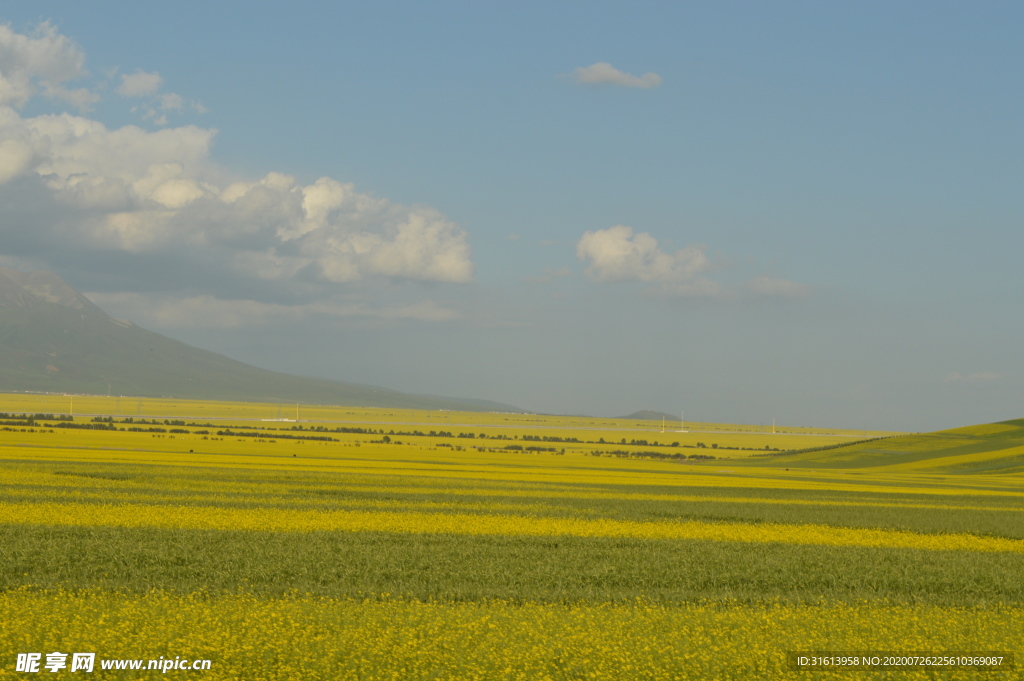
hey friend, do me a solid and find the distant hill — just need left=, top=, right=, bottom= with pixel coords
left=760, top=418, right=1024, bottom=474
left=0, top=268, right=524, bottom=412
left=621, top=410, right=679, bottom=422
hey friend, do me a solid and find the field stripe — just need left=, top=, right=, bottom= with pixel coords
left=6, top=481, right=1024, bottom=514
left=2, top=501, right=1022, bottom=553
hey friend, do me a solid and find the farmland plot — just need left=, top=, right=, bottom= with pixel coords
left=0, top=397, right=1020, bottom=679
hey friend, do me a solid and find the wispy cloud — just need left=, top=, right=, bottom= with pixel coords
left=115, top=68, right=204, bottom=126
left=571, top=62, right=662, bottom=89
left=85, top=293, right=462, bottom=328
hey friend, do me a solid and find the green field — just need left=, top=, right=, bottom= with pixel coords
left=0, top=394, right=1020, bottom=679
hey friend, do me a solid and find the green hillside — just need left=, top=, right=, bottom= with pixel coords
left=0, top=269, right=522, bottom=412
left=757, top=419, right=1024, bottom=473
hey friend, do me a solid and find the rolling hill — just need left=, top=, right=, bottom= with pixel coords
left=759, top=418, right=1024, bottom=474
left=0, top=268, right=523, bottom=412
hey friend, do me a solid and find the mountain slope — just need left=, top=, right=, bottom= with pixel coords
left=0, top=269, right=522, bottom=412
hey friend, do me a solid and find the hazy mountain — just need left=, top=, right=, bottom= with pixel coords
left=0, top=268, right=523, bottom=412
left=621, top=410, right=680, bottom=422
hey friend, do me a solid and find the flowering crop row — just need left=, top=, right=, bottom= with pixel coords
left=3, top=500, right=1022, bottom=553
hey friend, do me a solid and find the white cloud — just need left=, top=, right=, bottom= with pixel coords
left=0, top=137, right=34, bottom=183
left=576, top=225, right=719, bottom=296
left=2, top=109, right=216, bottom=215
left=117, top=70, right=162, bottom=97
left=41, top=81, right=98, bottom=110
left=571, top=62, right=662, bottom=89
left=0, top=23, right=474, bottom=314
left=943, top=371, right=1003, bottom=383
left=0, top=21, right=97, bottom=111
left=211, top=174, right=473, bottom=284
left=576, top=226, right=810, bottom=299
left=0, top=110, right=474, bottom=282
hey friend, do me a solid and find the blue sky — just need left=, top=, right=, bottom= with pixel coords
left=1, top=2, right=1021, bottom=430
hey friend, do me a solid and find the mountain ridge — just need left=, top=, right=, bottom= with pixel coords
left=620, top=410, right=679, bottom=422
left=0, top=269, right=524, bottom=412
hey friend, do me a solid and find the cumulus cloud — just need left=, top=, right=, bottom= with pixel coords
left=0, top=136, right=34, bottom=183
left=0, top=21, right=97, bottom=111
left=943, top=371, right=1003, bottom=383
left=576, top=226, right=810, bottom=299
left=576, top=225, right=719, bottom=296
left=0, top=23, right=474, bottom=325
left=571, top=62, right=662, bottom=89
left=0, top=110, right=473, bottom=283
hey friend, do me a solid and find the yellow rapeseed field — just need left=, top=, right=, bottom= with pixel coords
left=8, top=468, right=1023, bottom=514
left=0, top=590, right=1019, bottom=680
left=1, top=399, right=1021, bottom=679
left=8, top=437, right=1023, bottom=499
left=3, top=500, right=1023, bottom=553
left=0, top=391, right=899, bottom=438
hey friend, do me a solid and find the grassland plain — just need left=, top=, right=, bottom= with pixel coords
left=0, top=395, right=1021, bottom=679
